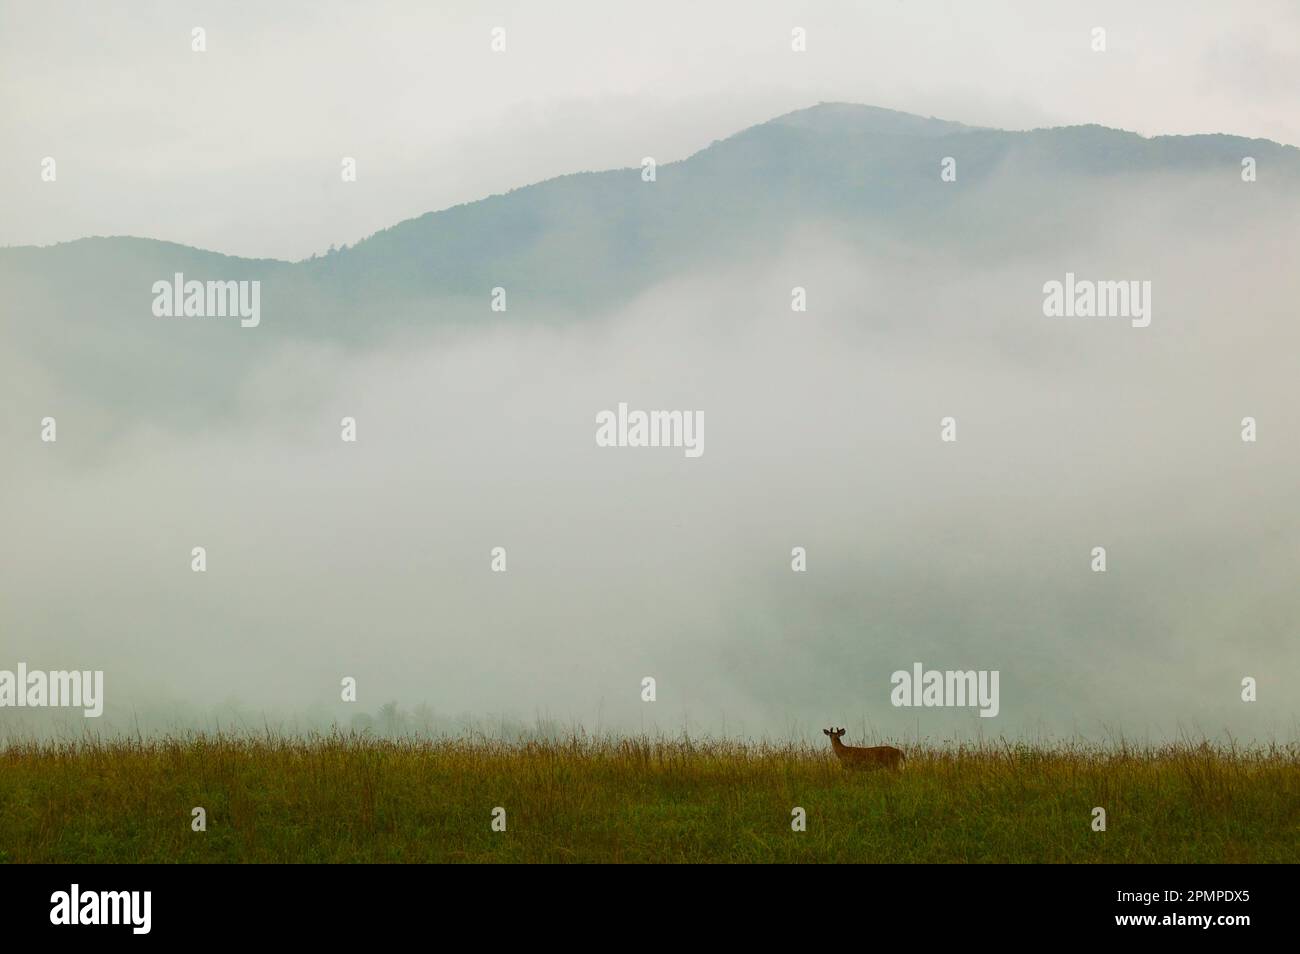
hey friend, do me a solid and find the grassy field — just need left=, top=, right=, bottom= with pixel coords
left=1, top=735, right=1297, bottom=863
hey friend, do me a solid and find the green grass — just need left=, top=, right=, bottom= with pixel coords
left=1, top=735, right=1297, bottom=862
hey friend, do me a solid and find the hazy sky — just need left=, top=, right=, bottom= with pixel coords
left=3, top=0, right=1299, bottom=259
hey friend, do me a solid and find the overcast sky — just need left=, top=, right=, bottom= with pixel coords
left=3, top=0, right=1299, bottom=259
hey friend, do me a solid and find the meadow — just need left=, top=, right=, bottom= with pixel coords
left=1, top=735, right=1297, bottom=863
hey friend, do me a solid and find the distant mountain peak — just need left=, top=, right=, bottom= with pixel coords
left=765, top=102, right=980, bottom=137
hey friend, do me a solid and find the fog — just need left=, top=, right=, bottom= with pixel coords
left=4, top=171, right=1299, bottom=744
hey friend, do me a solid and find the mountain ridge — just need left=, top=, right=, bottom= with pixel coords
left=3, top=97, right=1298, bottom=438
left=4, top=102, right=1298, bottom=264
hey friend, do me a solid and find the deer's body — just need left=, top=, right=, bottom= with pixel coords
left=823, top=728, right=904, bottom=770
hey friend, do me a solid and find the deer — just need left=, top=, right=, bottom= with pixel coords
left=823, top=728, right=905, bottom=771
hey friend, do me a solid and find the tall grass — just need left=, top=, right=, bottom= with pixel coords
left=1, top=734, right=1296, bottom=862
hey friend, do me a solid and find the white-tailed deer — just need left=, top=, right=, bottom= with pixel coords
left=823, top=728, right=904, bottom=770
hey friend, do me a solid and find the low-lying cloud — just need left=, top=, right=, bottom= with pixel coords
left=4, top=182, right=1299, bottom=744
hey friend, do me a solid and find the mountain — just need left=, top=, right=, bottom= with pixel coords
left=3, top=102, right=1298, bottom=421
left=6, top=103, right=1300, bottom=739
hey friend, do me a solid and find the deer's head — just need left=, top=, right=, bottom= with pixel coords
left=823, top=727, right=846, bottom=740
